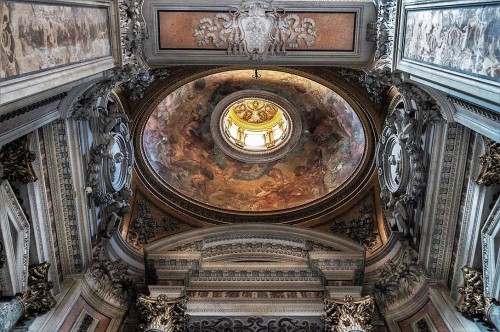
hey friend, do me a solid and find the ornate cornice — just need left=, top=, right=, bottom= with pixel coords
left=0, top=92, right=68, bottom=124
left=322, top=295, right=375, bottom=332
left=447, top=95, right=500, bottom=124
left=422, top=122, right=470, bottom=279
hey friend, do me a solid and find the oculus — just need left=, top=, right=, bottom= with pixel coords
left=211, top=90, right=302, bottom=162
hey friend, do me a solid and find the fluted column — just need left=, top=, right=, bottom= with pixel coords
left=322, top=295, right=375, bottom=332
left=136, top=294, right=188, bottom=332
left=0, top=262, right=56, bottom=331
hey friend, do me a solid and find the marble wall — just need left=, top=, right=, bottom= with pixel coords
left=0, top=2, right=111, bottom=80
left=403, top=4, right=500, bottom=80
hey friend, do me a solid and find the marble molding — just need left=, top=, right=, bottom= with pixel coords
left=43, top=119, right=92, bottom=276
left=0, top=180, right=30, bottom=296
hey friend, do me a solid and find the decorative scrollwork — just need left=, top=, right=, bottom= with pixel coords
left=377, top=94, right=426, bottom=238
left=0, top=134, right=37, bottom=184
left=477, top=138, right=500, bottom=186
left=189, top=316, right=321, bottom=332
left=128, top=200, right=180, bottom=248
left=374, top=246, right=425, bottom=311
left=18, top=262, right=56, bottom=318
left=456, top=266, right=494, bottom=321
left=322, top=295, right=375, bottom=332
left=84, top=242, right=134, bottom=307
left=330, top=203, right=378, bottom=250
left=194, top=0, right=316, bottom=60
left=137, top=294, right=189, bottom=332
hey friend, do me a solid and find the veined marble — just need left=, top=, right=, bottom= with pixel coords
left=403, top=4, right=500, bottom=80
left=0, top=2, right=111, bottom=80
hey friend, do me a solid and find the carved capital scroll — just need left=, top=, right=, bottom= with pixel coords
left=457, top=266, right=495, bottom=322
left=322, top=295, right=375, bottom=332
left=477, top=138, right=500, bottom=186
left=137, top=294, right=189, bottom=332
left=18, top=262, right=56, bottom=318
left=0, top=134, right=37, bottom=184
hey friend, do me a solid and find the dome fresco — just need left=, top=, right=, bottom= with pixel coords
left=142, top=70, right=365, bottom=212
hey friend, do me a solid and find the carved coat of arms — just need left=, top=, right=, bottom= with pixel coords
left=238, top=1, right=275, bottom=59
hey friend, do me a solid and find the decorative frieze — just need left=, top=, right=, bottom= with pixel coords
left=136, top=294, right=189, bottom=332
left=0, top=134, right=37, bottom=184
left=189, top=316, right=322, bottom=332
left=456, top=266, right=494, bottom=322
left=84, top=242, right=133, bottom=308
left=44, top=120, right=84, bottom=274
left=477, top=138, right=500, bottom=186
left=422, top=122, right=470, bottom=279
left=194, top=1, right=317, bottom=61
left=374, top=246, right=425, bottom=311
left=322, top=295, right=375, bottom=332
left=18, top=262, right=56, bottom=318
left=330, top=203, right=377, bottom=250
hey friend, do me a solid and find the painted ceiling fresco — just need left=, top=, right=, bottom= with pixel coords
left=142, top=70, right=365, bottom=212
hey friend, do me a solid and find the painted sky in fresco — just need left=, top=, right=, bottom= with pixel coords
left=142, top=70, right=365, bottom=212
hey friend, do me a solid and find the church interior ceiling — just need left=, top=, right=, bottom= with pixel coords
left=120, top=65, right=388, bottom=256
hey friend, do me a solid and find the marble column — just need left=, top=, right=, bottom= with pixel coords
left=486, top=303, right=500, bottom=331
left=0, top=297, right=25, bottom=331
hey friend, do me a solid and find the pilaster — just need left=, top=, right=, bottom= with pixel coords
left=419, top=122, right=471, bottom=280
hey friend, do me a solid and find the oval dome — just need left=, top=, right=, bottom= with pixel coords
left=141, top=69, right=367, bottom=213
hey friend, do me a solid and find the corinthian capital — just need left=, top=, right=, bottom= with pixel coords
left=476, top=138, right=500, bottom=186
left=322, top=295, right=375, bottom=332
left=457, top=266, right=494, bottom=321
left=137, top=294, right=188, bottom=332
left=18, top=262, right=56, bottom=317
left=0, top=134, right=37, bottom=184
